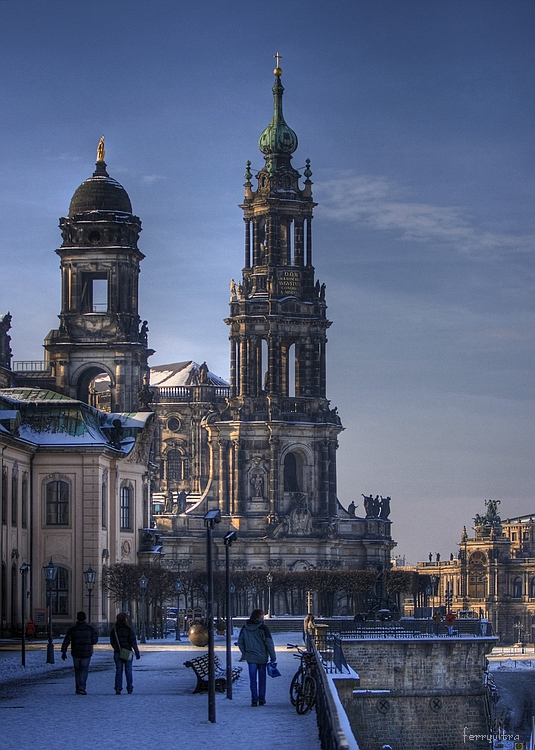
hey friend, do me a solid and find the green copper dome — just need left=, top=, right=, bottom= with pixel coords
left=258, top=74, right=298, bottom=156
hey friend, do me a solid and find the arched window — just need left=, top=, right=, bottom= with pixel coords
left=468, top=571, right=487, bottom=599
left=167, top=449, right=182, bottom=482
left=51, top=567, right=69, bottom=615
left=512, top=577, right=523, bottom=598
left=11, top=564, right=17, bottom=626
left=1, top=466, right=7, bottom=525
left=284, top=453, right=299, bottom=492
left=0, top=563, right=5, bottom=620
left=120, top=485, right=132, bottom=530
left=101, top=479, right=107, bottom=529
left=21, top=473, right=28, bottom=528
left=11, top=467, right=18, bottom=527
left=182, top=458, right=190, bottom=480
left=288, top=343, right=296, bottom=398
left=46, top=480, right=69, bottom=525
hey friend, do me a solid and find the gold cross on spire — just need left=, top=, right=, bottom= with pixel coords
left=274, top=52, right=282, bottom=77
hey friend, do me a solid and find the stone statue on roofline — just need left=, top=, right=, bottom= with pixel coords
left=0, top=312, right=12, bottom=370
left=473, top=498, right=501, bottom=528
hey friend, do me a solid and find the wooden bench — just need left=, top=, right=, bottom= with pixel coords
left=184, top=653, right=242, bottom=694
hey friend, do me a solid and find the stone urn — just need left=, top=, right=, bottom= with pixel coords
left=188, top=622, right=209, bottom=647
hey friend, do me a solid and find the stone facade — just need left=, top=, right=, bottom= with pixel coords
left=2, top=67, right=396, bottom=626
left=0, top=388, right=153, bottom=635
left=418, top=500, right=535, bottom=643
left=14, top=148, right=153, bottom=413
left=150, top=65, right=395, bottom=579
left=337, top=637, right=495, bottom=750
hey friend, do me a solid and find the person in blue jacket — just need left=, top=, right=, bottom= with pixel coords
left=238, top=608, right=277, bottom=707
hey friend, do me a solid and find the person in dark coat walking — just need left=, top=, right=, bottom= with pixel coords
left=110, top=612, right=140, bottom=694
left=61, top=611, right=98, bottom=694
left=238, top=609, right=277, bottom=707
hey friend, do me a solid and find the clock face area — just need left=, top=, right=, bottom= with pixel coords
left=469, top=551, right=486, bottom=565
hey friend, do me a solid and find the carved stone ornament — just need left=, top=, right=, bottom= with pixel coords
left=288, top=506, right=312, bottom=536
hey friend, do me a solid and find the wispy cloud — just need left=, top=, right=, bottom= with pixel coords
left=142, top=174, right=166, bottom=185
left=317, top=172, right=534, bottom=258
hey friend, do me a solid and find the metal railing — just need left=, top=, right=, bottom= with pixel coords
left=154, top=385, right=230, bottom=402
left=309, top=637, right=354, bottom=750
left=13, top=361, right=51, bottom=372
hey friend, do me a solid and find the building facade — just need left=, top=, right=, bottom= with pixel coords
left=417, top=500, right=535, bottom=644
left=149, top=64, right=395, bottom=586
left=14, top=140, right=153, bottom=412
left=1, top=66, right=396, bottom=627
left=0, top=387, right=153, bottom=636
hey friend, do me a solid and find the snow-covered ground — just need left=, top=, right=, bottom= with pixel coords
left=0, top=632, right=322, bottom=750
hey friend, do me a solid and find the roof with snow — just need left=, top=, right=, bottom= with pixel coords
left=149, top=361, right=228, bottom=387
left=0, top=388, right=151, bottom=451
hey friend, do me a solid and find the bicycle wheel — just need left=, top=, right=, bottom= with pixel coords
left=290, top=669, right=304, bottom=706
left=295, top=674, right=317, bottom=714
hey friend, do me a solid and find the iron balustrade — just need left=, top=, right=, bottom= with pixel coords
left=154, top=386, right=230, bottom=403
left=13, top=361, right=51, bottom=372
left=309, top=637, right=353, bottom=750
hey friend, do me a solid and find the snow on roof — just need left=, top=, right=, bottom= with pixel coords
left=149, top=361, right=228, bottom=387
left=0, top=389, right=149, bottom=451
left=103, top=412, right=153, bottom=429
left=0, top=388, right=79, bottom=405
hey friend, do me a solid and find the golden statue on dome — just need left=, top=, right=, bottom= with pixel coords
left=96, top=135, right=105, bottom=163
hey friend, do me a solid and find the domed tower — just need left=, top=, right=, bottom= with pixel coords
left=44, top=138, right=153, bottom=412
left=204, top=60, right=343, bottom=536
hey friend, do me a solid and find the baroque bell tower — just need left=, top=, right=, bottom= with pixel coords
left=205, top=60, right=343, bottom=540
left=44, top=138, right=153, bottom=412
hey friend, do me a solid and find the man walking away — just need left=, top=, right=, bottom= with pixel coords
left=61, top=611, right=98, bottom=694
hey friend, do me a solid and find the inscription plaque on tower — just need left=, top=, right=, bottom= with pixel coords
left=278, top=270, right=300, bottom=296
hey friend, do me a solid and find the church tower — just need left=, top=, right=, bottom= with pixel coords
left=205, top=60, right=343, bottom=538
left=44, top=139, right=153, bottom=412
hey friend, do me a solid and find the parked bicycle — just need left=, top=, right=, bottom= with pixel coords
left=288, top=643, right=317, bottom=714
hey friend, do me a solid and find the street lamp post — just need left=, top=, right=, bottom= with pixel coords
left=266, top=572, right=273, bottom=618
left=224, top=530, right=237, bottom=700
left=43, top=558, right=58, bottom=664
left=174, top=579, right=182, bottom=641
left=204, top=509, right=221, bottom=723
left=20, top=563, right=30, bottom=667
left=83, top=566, right=96, bottom=625
left=139, top=573, right=148, bottom=644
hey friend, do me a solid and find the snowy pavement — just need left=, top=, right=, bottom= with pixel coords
left=0, top=632, right=322, bottom=750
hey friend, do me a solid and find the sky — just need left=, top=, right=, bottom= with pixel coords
left=0, top=0, right=533, bottom=564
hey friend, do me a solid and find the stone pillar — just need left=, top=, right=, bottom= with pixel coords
left=244, top=219, right=251, bottom=268
left=239, top=337, right=247, bottom=397
left=269, top=435, right=279, bottom=522
left=230, top=337, right=237, bottom=397
left=294, top=218, right=304, bottom=266
left=321, top=441, right=330, bottom=516
left=328, top=439, right=338, bottom=518
left=306, top=217, right=312, bottom=266
left=218, top=439, right=228, bottom=514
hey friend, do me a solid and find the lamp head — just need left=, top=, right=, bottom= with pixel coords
left=204, top=509, right=221, bottom=527
left=84, top=565, right=96, bottom=586
left=43, top=558, right=58, bottom=582
left=224, top=530, right=238, bottom=545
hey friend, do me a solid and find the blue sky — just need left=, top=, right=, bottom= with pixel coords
left=0, top=0, right=533, bottom=562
